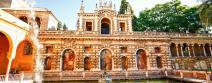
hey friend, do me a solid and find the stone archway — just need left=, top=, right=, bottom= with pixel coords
left=11, top=40, right=34, bottom=73
left=62, top=49, right=75, bottom=71
left=0, top=32, right=10, bottom=75
left=136, top=49, right=147, bottom=70
left=100, top=49, right=112, bottom=71
left=35, top=17, right=41, bottom=28
left=84, top=57, right=91, bottom=70
left=170, top=43, right=177, bottom=57
left=101, top=18, right=110, bottom=34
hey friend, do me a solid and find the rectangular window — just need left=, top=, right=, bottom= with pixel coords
left=119, top=22, right=125, bottom=32
left=86, top=22, right=92, bottom=31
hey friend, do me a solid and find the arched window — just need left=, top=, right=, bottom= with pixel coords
left=19, top=16, right=28, bottom=23
left=101, top=18, right=110, bottom=34
left=170, top=43, right=177, bottom=57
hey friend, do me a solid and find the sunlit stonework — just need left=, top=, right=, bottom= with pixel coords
left=0, top=0, right=211, bottom=82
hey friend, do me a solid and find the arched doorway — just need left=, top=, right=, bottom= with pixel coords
left=205, top=43, right=211, bottom=56
left=84, top=57, right=91, bottom=70
left=0, top=32, right=10, bottom=75
left=121, top=56, right=128, bottom=70
left=62, top=49, right=75, bottom=71
left=35, top=17, right=41, bottom=28
left=101, top=18, right=110, bottom=34
left=11, top=40, right=34, bottom=73
left=182, top=43, right=189, bottom=57
left=170, top=43, right=177, bottom=57
left=100, top=49, right=112, bottom=71
left=136, top=49, right=147, bottom=70
left=194, top=44, right=200, bottom=56
left=156, top=56, right=162, bottom=69
left=44, top=57, right=52, bottom=70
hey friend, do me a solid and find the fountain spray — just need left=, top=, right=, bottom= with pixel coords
left=28, top=0, right=43, bottom=83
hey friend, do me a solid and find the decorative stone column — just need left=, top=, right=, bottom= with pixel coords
left=209, top=45, right=212, bottom=56
left=114, top=17, right=117, bottom=32
left=180, top=45, right=184, bottom=57
left=188, top=45, right=191, bottom=57
left=79, top=15, right=83, bottom=32
left=202, top=44, right=207, bottom=56
left=176, top=45, right=179, bottom=57
left=94, top=14, right=98, bottom=32
left=192, top=44, right=196, bottom=57
left=128, top=17, right=132, bottom=32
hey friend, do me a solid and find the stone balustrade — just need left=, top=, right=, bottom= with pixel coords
left=39, top=31, right=212, bottom=38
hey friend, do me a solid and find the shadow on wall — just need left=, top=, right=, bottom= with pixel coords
left=0, top=0, right=12, bottom=8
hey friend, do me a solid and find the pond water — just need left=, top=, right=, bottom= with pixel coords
left=44, top=79, right=185, bottom=83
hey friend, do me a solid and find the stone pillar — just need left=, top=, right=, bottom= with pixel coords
left=5, top=47, right=17, bottom=81
left=94, top=15, right=98, bottom=32
left=202, top=44, right=207, bottom=56
left=176, top=45, right=179, bottom=57
left=79, top=15, right=83, bottom=31
left=114, top=17, right=117, bottom=32
left=180, top=45, right=184, bottom=57
left=209, top=45, right=212, bottom=56
left=188, top=45, right=191, bottom=57
left=192, top=45, right=196, bottom=57
left=128, top=17, right=132, bottom=32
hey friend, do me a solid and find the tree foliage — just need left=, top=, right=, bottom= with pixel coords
left=119, top=0, right=138, bottom=31
left=198, top=0, right=212, bottom=31
left=57, top=21, right=62, bottom=30
left=63, top=24, right=68, bottom=30
left=119, top=0, right=128, bottom=14
left=135, top=0, right=204, bottom=33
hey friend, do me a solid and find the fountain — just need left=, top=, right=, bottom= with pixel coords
left=99, top=71, right=112, bottom=83
left=28, top=0, right=43, bottom=83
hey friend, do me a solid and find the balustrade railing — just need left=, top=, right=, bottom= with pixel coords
left=39, top=31, right=212, bottom=38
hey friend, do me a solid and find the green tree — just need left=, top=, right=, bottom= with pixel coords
left=119, top=0, right=128, bottom=14
left=119, top=0, right=138, bottom=31
left=136, top=0, right=203, bottom=33
left=63, top=24, right=67, bottom=30
left=57, top=21, right=62, bottom=30
left=198, top=0, right=212, bottom=32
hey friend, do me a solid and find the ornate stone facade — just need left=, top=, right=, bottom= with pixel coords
left=38, top=1, right=212, bottom=73
left=3, top=0, right=211, bottom=77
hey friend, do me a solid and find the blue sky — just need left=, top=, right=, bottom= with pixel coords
left=35, top=0, right=200, bottom=30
